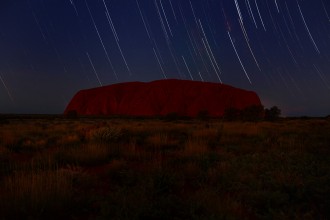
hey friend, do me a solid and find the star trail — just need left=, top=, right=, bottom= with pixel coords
left=0, top=0, right=330, bottom=116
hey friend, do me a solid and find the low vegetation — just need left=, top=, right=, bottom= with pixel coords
left=0, top=115, right=329, bottom=219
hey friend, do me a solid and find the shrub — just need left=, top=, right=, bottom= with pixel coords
left=66, top=110, right=78, bottom=118
left=197, top=110, right=210, bottom=120
left=240, top=105, right=264, bottom=122
left=163, top=112, right=191, bottom=121
left=265, top=106, right=281, bottom=121
left=224, top=108, right=241, bottom=121
left=224, top=105, right=264, bottom=121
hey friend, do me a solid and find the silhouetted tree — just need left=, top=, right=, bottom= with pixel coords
left=264, top=106, right=281, bottom=121
left=240, top=105, right=264, bottom=122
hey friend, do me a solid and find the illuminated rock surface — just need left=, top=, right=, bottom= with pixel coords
left=64, top=79, right=262, bottom=117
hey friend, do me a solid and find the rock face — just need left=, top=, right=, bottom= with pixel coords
left=64, top=79, right=262, bottom=117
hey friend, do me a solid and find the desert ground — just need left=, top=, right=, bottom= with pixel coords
left=0, top=115, right=329, bottom=219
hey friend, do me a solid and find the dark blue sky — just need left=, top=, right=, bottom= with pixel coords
left=0, top=0, right=330, bottom=116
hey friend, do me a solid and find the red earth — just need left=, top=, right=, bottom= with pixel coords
left=64, top=79, right=262, bottom=117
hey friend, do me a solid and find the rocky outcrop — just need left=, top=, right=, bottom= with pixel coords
left=64, top=79, right=262, bottom=117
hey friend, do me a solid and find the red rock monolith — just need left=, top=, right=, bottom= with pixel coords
left=64, top=79, right=262, bottom=117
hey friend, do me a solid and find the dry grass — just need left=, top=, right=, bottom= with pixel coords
left=0, top=169, right=73, bottom=218
left=183, top=136, right=208, bottom=156
left=55, top=143, right=112, bottom=166
left=0, top=116, right=329, bottom=219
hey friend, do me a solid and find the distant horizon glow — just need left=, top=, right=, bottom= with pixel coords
left=0, top=0, right=330, bottom=116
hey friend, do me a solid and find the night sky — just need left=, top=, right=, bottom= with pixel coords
left=0, top=0, right=330, bottom=116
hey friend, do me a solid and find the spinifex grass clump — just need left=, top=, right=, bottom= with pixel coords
left=91, top=126, right=126, bottom=143
left=55, top=143, right=112, bottom=166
